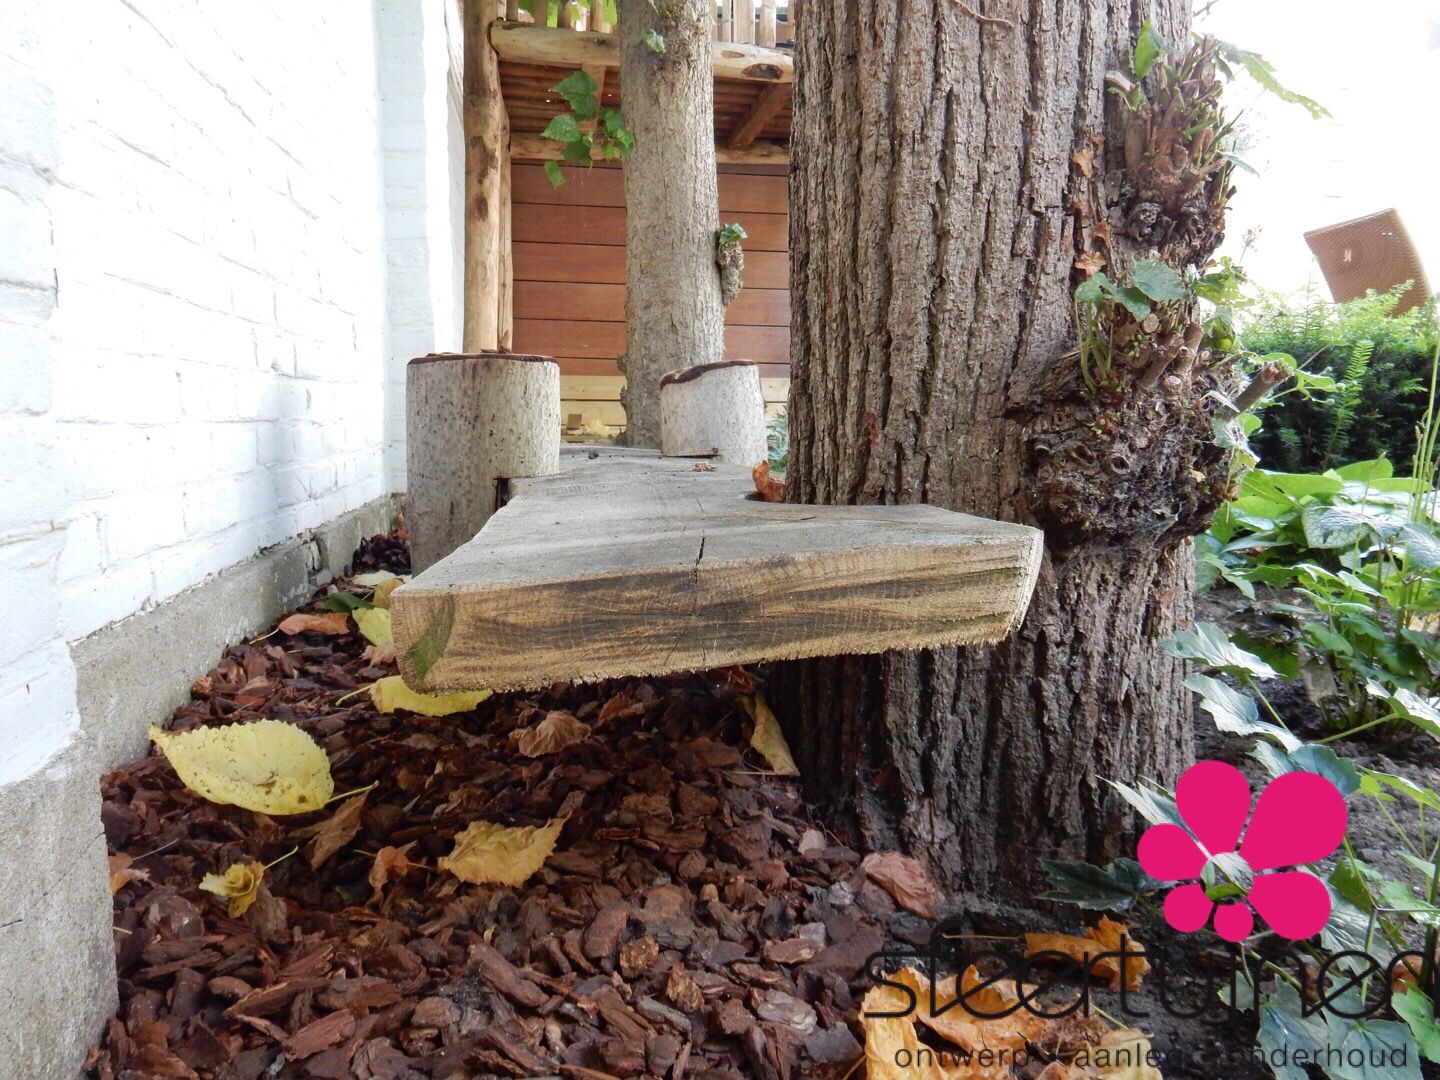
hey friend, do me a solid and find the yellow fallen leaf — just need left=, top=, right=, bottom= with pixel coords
left=510, top=710, right=590, bottom=757
left=199, top=861, right=264, bottom=917
left=740, top=694, right=799, bottom=776
left=277, top=611, right=350, bottom=636
left=372, top=578, right=403, bottom=609
left=860, top=980, right=976, bottom=1079
left=352, top=571, right=400, bottom=588
left=439, top=817, right=566, bottom=887
left=369, top=676, right=490, bottom=717
left=108, top=853, right=149, bottom=894
left=150, top=720, right=335, bottom=815
left=583, top=417, right=610, bottom=436
left=353, top=607, right=393, bottom=646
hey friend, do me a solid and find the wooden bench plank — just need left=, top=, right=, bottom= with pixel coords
left=392, top=450, right=1043, bottom=692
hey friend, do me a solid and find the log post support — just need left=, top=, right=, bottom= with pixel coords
left=660, top=361, right=768, bottom=465
left=463, top=0, right=511, bottom=352
left=406, top=352, right=560, bottom=572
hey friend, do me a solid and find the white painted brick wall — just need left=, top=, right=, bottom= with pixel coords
left=0, top=0, right=464, bottom=783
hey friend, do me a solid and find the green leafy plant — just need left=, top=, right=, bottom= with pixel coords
left=1072, top=259, right=1187, bottom=392
left=1042, top=626, right=1440, bottom=1079
left=766, top=410, right=788, bottom=474
left=1245, top=287, right=1438, bottom=471
left=540, top=70, right=635, bottom=187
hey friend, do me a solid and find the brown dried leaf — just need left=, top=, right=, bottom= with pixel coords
left=108, top=852, right=149, bottom=894
left=368, top=845, right=412, bottom=900
left=860, top=851, right=938, bottom=918
left=307, top=792, right=368, bottom=869
left=510, top=710, right=591, bottom=757
left=1024, top=916, right=1149, bottom=992
left=277, top=611, right=351, bottom=636
left=752, top=460, right=784, bottom=502
left=1074, top=250, right=1107, bottom=276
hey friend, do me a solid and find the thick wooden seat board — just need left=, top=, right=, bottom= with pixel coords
left=392, top=449, right=1044, bottom=692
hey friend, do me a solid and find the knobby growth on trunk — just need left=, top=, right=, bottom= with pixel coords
left=616, top=0, right=727, bottom=447
left=777, top=0, right=1250, bottom=900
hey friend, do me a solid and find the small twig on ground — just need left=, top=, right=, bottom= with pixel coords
left=950, top=0, right=1016, bottom=30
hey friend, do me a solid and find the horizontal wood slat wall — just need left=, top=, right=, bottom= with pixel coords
left=510, top=162, right=791, bottom=431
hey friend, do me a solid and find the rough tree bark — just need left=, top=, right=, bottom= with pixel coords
left=778, top=0, right=1240, bottom=898
left=616, top=0, right=727, bottom=447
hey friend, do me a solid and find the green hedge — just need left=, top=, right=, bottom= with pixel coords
left=1244, top=285, right=1437, bottom=471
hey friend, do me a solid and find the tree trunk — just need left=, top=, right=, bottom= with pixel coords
left=778, top=0, right=1236, bottom=899
left=617, top=0, right=727, bottom=447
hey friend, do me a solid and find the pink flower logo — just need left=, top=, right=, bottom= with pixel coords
left=1137, top=760, right=1347, bottom=943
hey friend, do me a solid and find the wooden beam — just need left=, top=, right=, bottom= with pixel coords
left=391, top=449, right=1044, bottom=692
left=727, top=82, right=790, bottom=150
left=491, top=22, right=793, bottom=83
left=510, top=131, right=788, bottom=166
left=463, top=3, right=509, bottom=351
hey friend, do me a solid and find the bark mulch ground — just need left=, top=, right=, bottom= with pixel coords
left=88, top=533, right=887, bottom=1080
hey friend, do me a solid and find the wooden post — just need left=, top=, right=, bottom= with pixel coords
left=406, top=352, right=560, bottom=572
left=463, top=0, right=509, bottom=352
left=506, top=0, right=521, bottom=19
left=660, top=361, right=769, bottom=464
left=589, top=0, right=611, bottom=32
left=734, top=0, right=755, bottom=43
left=717, top=0, right=732, bottom=42
left=757, top=0, right=776, bottom=46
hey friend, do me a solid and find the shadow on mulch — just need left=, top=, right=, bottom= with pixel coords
left=89, top=532, right=1347, bottom=1080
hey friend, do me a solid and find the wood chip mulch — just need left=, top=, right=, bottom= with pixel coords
left=87, top=534, right=910, bottom=1080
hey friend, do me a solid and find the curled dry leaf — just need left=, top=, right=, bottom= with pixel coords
left=199, top=861, right=265, bottom=917
left=739, top=694, right=799, bottom=776
left=438, top=817, right=566, bottom=887
left=353, top=607, right=393, bottom=646
left=277, top=611, right=350, bottom=636
left=1024, top=915, right=1150, bottom=992
left=150, top=720, right=334, bottom=815
left=368, top=845, right=412, bottom=901
left=351, top=570, right=400, bottom=588
left=306, top=792, right=369, bottom=869
left=510, top=710, right=591, bottom=757
left=108, top=852, right=149, bottom=894
left=860, top=851, right=939, bottom=918
left=1075, top=250, right=1107, bottom=276
left=752, top=460, right=784, bottom=502
left=362, top=642, right=399, bottom=666
left=368, top=676, right=491, bottom=717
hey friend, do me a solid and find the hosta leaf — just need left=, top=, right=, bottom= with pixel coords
left=1394, top=990, right=1440, bottom=1063
left=1163, top=622, right=1279, bottom=679
left=1186, top=674, right=1298, bottom=749
left=151, top=720, right=334, bottom=815
left=1251, top=742, right=1360, bottom=796
left=1039, top=857, right=1159, bottom=911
